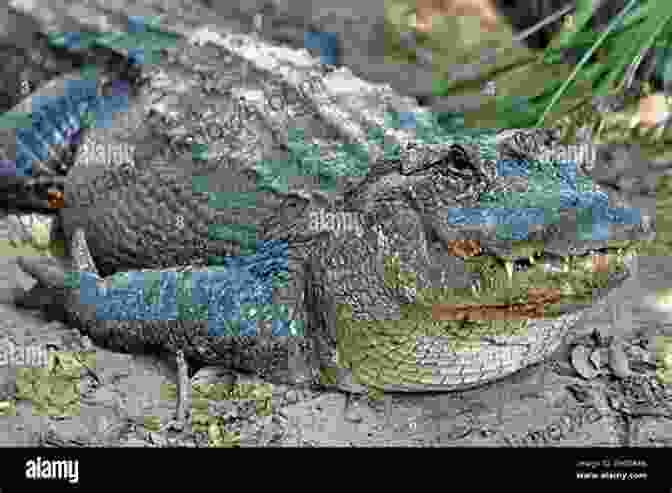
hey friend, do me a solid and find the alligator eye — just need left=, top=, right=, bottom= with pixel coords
left=449, top=145, right=473, bottom=170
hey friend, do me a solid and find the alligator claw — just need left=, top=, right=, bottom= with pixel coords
left=503, top=260, right=513, bottom=288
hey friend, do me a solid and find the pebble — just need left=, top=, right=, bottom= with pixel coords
left=590, top=347, right=607, bottom=369
left=584, top=407, right=603, bottom=424
left=637, top=92, right=671, bottom=129
left=190, top=366, right=235, bottom=387
left=343, top=403, right=364, bottom=423
left=146, top=431, right=168, bottom=447
left=284, top=389, right=299, bottom=404
left=608, top=340, right=632, bottom=379
left=571, top=345, right=600, bottom=380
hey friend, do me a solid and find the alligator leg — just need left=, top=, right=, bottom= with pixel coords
left=359, top=198, right=440, bottom=302
left=17, top=228, right=196, bottom=428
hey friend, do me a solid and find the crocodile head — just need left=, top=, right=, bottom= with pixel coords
left=346, top=141, right=653, bottom=316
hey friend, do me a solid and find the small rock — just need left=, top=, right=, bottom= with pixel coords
left=190, top=366, right=235, bottom=387
left=571, top=345, right=600, bottom=380
left=284, top=389, right=299, bottom=404
left=637, top=92, right=670, bottom=129
left=608, top=340, right=632, bottom=379
left=584, top=407, right=603, bottom=424
left=146, top=431, right=169, bottom=447
left=590, top=347, right=608, bottom=369
left=277, top=407, right=290, bottom=420
left=343, top=402, right=364, bottom=423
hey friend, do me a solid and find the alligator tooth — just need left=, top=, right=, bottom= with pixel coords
left=504, top=260, right=513, bottom=286
left=628, top=251, right=639, bottom=279
left=470, top=278, right=482, bottom=297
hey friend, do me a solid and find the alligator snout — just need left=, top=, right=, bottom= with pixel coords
left=0, top=174, right=65, bottom=212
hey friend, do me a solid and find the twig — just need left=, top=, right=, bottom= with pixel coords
left=173, top=350, right=190, bottom=431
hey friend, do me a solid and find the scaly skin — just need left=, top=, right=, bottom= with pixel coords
left=7, top=4, right=649, bottom=393
left=0, top=11, right=143, bottom=183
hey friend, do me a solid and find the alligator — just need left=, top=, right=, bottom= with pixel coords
left=2, top=2, right=655, bottom=420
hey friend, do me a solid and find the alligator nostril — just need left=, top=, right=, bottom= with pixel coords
left=47, top=190, right=64, bottom=209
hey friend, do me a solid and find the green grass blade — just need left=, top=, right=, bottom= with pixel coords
left=542, top=0, right=600, bottom=54
left=622, top=13, right=672, bottom=90
left=536, top=0, right=642, bottom=126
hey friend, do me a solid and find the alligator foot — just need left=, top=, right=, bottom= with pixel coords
left=325, top=366, right=390, bottom=424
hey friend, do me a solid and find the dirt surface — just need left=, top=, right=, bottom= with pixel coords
left=0, top=0, right=671, bottom=448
